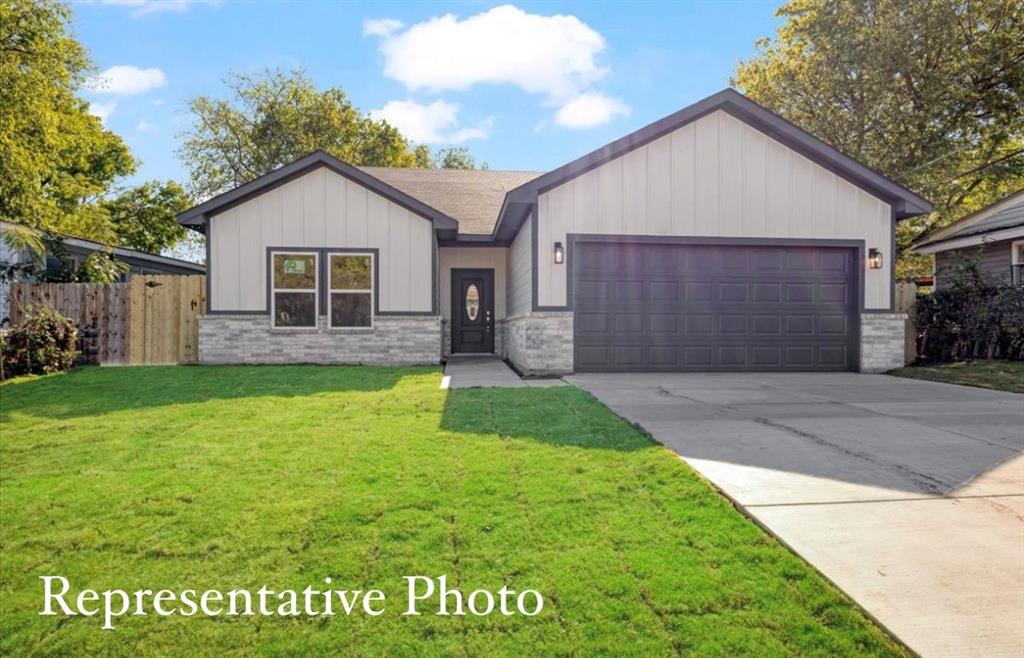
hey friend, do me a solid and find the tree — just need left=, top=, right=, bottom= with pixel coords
left=733, top=0, right=1024, bottom=277
left=179, top=69, right=423, bottom=199
left=0, top=0, right=136, bottom=242
left=103, top=181, right=191, bottom=254
left=434, top=146, right=488, bottom=170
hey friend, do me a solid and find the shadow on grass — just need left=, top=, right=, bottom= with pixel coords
left=439, top=385, right=656, bottom=452
left=0, top=364, right=435, bottom=422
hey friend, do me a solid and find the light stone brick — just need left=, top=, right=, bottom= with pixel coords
left=199, top=315, right=441, bottom=365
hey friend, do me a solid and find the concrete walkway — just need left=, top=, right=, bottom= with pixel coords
left=567, top=372, right=1024, bottom=658
left=442, top=355, right=526, bottom=388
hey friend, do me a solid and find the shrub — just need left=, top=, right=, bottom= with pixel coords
left=0, top=305, right=79, bottom=378
left=917, top=256, right=1024, bottom=362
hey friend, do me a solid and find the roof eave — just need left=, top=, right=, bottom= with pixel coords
left=176, top=151, right=459, bottom=231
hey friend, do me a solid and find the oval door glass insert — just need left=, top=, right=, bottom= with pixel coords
left=465, top=283, right=480, bottom=321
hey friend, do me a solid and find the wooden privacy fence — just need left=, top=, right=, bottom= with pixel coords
left=895, top=281, right=918, bottom=364
left=8, top=275, right=206, bottom=365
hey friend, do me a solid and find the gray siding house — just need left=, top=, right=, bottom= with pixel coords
left=179, top=89, right=932, bottom=374
left=911, top=190, right=1024, bottom=288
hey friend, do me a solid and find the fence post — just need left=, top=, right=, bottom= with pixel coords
left=894, top=282, right=918, bottom=364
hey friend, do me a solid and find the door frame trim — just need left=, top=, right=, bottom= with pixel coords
left=567, top=235, right=865, bottom=372
left=450, top=267, right=496, bottom=354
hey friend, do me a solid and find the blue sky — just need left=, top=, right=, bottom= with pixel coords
left=73, top=1, right=782, bottom=187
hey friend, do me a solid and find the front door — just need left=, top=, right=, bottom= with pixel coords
left=451, top=269, right=495, bottom=354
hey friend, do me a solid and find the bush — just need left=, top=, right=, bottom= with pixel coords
left=917, top=257, right=1024, bottom=362
left=0, top=305, right=79, bottom=378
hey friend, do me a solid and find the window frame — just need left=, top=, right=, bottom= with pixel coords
left=327, top=251, right=375, bottom=330
left=270, top=250, right=319, bottom=329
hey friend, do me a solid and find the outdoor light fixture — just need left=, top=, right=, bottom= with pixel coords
left=868, top=248, right=883, bottom=269
left=554, top=241, right=565, bottom=264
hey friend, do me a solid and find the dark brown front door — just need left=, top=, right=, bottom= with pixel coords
left=451, top=269, right=495, bottom=354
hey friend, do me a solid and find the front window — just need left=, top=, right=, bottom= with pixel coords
left=328, top=253, right=373, bottom=328
left=271, top=252, right=318, bottom=328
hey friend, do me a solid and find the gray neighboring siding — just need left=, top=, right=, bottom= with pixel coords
left=934, top=239, right=1015, bottom=288
left=507, top=218, right=532, bottom=316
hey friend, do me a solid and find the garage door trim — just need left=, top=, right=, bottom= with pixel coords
left=567, top=234, right=866, bottom=372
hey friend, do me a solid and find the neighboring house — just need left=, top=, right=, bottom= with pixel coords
left=178, top=89, right=931, bottom=374
left=911, top=190, right=1024, bottom=288
left=0, top=221, right=206, bottom=324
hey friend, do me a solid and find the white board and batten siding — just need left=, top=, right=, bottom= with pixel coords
left=209, top=168, right=434, bottom=313
left=535, top=109, right=893, bottom=309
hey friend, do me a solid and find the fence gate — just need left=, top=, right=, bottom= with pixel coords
left=9, top=275, right=206, bottom=365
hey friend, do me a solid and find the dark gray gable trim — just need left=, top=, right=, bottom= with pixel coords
left=178, top=151, right=458, bottom=230
left=496, top=88, right=932, bottom=241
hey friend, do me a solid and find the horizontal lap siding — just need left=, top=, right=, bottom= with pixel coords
left=934, top=239, right=1015, bottom=288
left=537, top=110, right=891, bottom=309
left=507, top=219, right=532, bottom=316
left=210, top=168, right=433, bottom=313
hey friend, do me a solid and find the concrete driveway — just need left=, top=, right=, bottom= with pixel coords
left=567, top=373, right=1024, bottom=658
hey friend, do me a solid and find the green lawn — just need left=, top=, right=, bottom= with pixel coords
left=889, top=360, right=1024, bottom=394
left=1, top=366, right=906, bottom=657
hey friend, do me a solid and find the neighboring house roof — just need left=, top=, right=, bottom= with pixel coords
left=359, top=167, right=542, bottom=236
left=0, top=221, right=205, bottom=272
left=491, top=88, right=933, bottom=242
left=177, top=151, right=459, bottom=231
left=912, top=190, right=1024, bottom=254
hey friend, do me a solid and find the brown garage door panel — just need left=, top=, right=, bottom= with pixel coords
left=572, top=242, right=859, bottom=372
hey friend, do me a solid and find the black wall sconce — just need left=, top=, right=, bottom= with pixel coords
left=554, top=241, right=564, bottom=264
left=868, top=248, right=883, bottom=269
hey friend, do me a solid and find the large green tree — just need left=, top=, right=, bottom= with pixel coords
left=179, top=69, right=425, bottom=199
left=0, top=0, right=135, bottom=242
left=733, top=0, right=1024, bottom=277
left=102, top=181, right=192, bottom=253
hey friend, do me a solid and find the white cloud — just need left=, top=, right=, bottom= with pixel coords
left=370, top=99, right=491, bottom=144
left=86, top=65, right=167, bottom=95
left=362, top=18, right=404, bottom=37
left=554, top=92, right=630, bottom=129
left=98, top=0, right=219, bottom=16
left=88, top=101, right=117, bottom=124
left=368, top=5, right=607, bottom=102
left=136, top=119, right=156, bottom=132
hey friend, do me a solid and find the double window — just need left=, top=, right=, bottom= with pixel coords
left=270, top=250, right=374, bottom=329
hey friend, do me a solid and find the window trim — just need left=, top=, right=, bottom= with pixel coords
left=327, top=251, right=375, bottom=330
left=270, top=250, right=319, bottom=329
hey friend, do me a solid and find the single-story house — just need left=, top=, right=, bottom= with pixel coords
left=178, top=89, right=932, bottom=374
left=911, top=190, right=1024, bottom=288
left=0, top=221, right=206, bottom=324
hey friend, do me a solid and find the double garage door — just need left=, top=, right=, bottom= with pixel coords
left=573, top=241, right=860, bottom=372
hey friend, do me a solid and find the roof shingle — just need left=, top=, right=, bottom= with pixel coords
left=359, top=167, right=541, bottom=235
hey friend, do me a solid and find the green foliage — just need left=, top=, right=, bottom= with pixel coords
left=733, top=0, right=1024, bottom=278
left=0, top=366, right=908, bottom=656
left=0, top=305, right=78, bottom=377
left=434, top=145, right=488, bottom=170
left=103, top=180, right=191, bottom=253
left=0, top=0, right=136, bottom=241
left=915, top=255, right=1024, bottom=361
left=179, top=69, right=423, bottom=198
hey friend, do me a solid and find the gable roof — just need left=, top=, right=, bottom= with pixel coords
left=359, top=167, right=541, bottom=235
left=492, top=88, right=933, bottom=241
left=912, top=189, right=1024, bottom=253
left=177, top=151, right=459, bottom=231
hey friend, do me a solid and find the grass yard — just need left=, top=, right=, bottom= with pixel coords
left=889, top=360, right=1024, bottom=394
left=1, top=366, right=907, bottom=657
